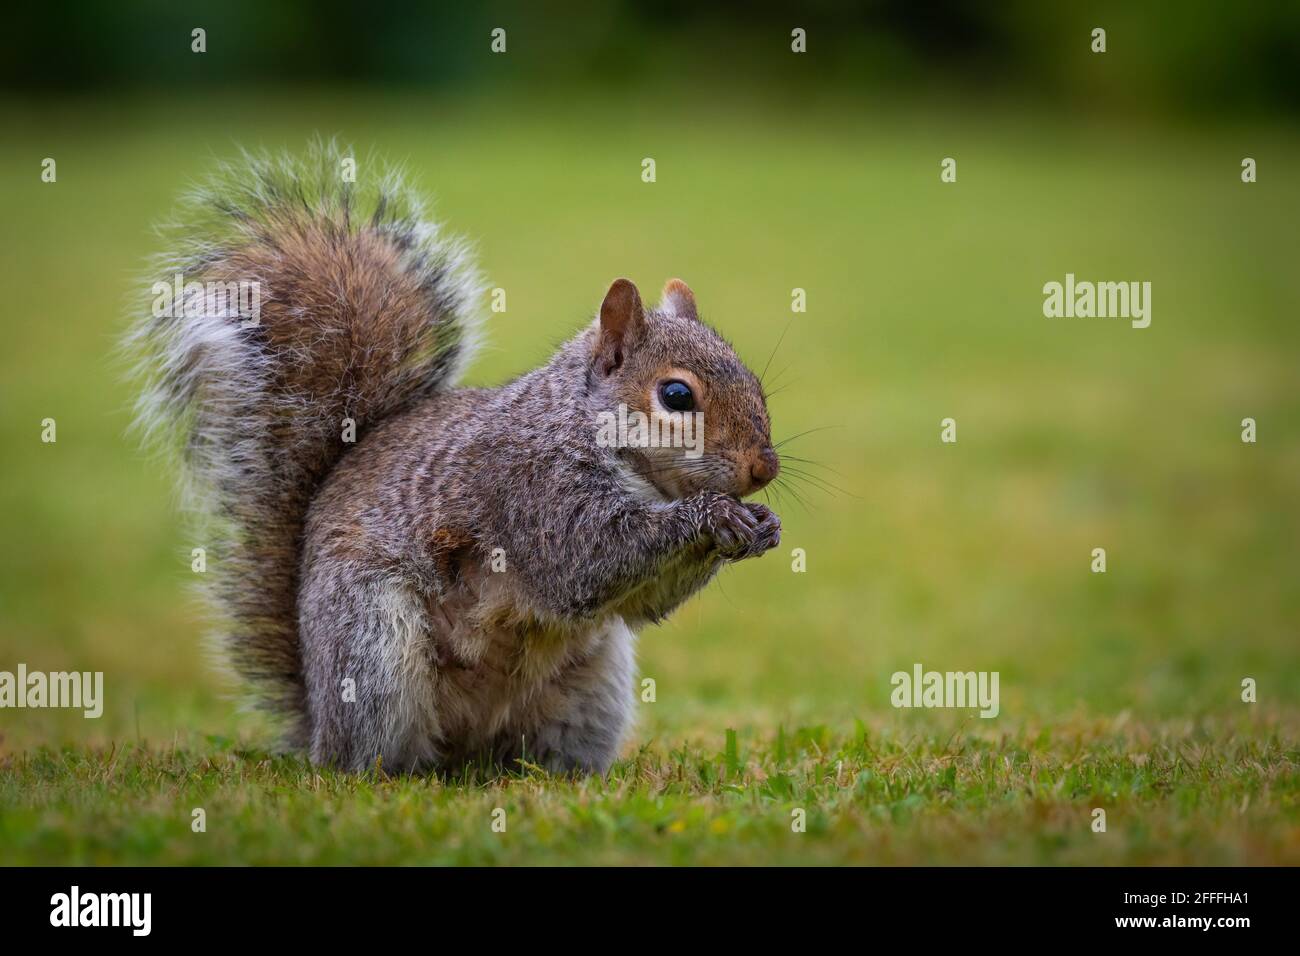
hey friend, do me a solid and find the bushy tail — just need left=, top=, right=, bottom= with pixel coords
left=126, top=141, right=483, bottom=743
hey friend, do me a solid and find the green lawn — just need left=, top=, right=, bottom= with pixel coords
left=1, top=88, right=1297, bottom=864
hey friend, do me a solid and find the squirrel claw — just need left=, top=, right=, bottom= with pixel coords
left=741, top=502, right=782, bottom=559
left=701, top=494, right=781, bottom=561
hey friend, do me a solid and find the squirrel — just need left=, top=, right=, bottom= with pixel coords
left=128, top=143, right=782, bottom=774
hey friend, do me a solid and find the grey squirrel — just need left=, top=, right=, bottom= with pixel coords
left=128, top=143, right=781, bottom=774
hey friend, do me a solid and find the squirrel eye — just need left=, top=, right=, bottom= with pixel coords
left=659, top=380, right=695, bottom=412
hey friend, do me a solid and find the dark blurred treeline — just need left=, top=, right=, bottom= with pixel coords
left=6, top=1, right=1298, bottom=115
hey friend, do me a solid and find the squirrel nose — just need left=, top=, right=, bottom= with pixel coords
left=749, top=447, right=779, bottom=490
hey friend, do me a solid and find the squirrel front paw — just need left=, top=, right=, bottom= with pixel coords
left=700, top=494, right=782, bottom=561
left=742, top=502, right=782, bottom=558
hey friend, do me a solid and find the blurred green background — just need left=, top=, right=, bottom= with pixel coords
left=0, top=2, right=1297, bottom=864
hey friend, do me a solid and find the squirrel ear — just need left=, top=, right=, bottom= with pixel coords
left=660, top=278, right=698, bottom=321
left=596, top=278, right=644, bottom=376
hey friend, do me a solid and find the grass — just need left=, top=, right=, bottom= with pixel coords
left=1, top=85, right=1298, bottom=864
left=5, top=716, right=1296, bottom=866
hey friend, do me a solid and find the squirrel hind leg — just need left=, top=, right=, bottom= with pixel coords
left=299, top=569, right=442, bottom=772
left=501, top=617, right=638, bottom=776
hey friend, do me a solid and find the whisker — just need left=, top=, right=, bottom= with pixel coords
left=772, top=477, right=813, bottom=513
left=777, top=454, right=823, bottom=467
left=778, top=465, right=856, bottom=498
left=773, top=425, right=841, bottom=450
left=770, top=481, right=796, bottom=513
left=630, top=459, right=717, bottom=479
left=758, top=319, right=792, bottom=392
left=777, top=454, right=850, bottom=479
left=778, top=473, right=839, bottom=501
left=763, top=361, right=794, bottom=395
